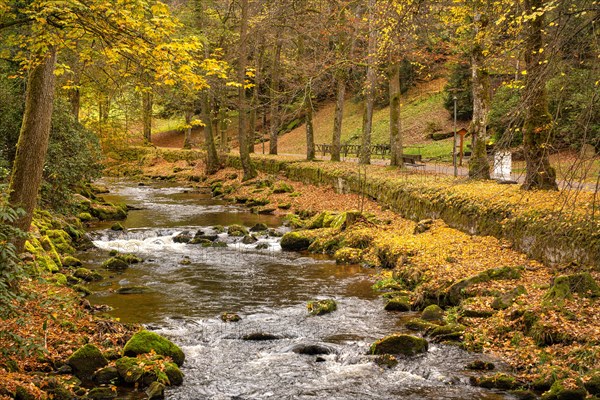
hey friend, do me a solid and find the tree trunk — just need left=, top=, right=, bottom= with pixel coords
left=389, top=62, right=403, bottom=167
left=269, top=36, right=283, bottom=155
left=202, top=92, right=220, bottom=174
left=237, top=0, right=257, bottom=180
left=468, top=5, right=491, bottom=179
left=331, top=70, right=346, bottom=162
left=9, top=50, right=57, bottom=252
left=142, top=90, right=153, bottom=143
left=360, top=0, right=376, bottom=165
left=70, top=88, right=80, bottom=123
left=218, top=107, right=227, bottom=152
left=305, top=85, right=315, bottom=161
left=521, top=0, right=557, bottom=190
left=183, top=111, right=192, bottom=149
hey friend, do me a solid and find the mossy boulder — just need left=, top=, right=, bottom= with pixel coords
left=111, top=222, right=125, bottom=231
left=428, top=323, right=465, bottom=342
left=272, top=182, right=294, bottom=194
left=250, top=223, right=268, bottom=232
left=307, top=299, right=337, bottom=316
left=115, top=356, right=144, bottom=384
left=541, top=379, right=587, bottom=400
left=123, top=330, right=185, bottom=366
left=102, top=257, right=129, bottom=271
left=474, top=373, right=519, bottom=390
left=466, top=360, right=495, bottom=371
left=330, top=211, right=363, bottom=230
left=116, top=253, right=143, bottom=264
left=90, top=202, right=127, bottom=221
left=49, top=273, right=68, bottom=286
left=221, top=312, right=241, bottom=322
left=492, top=285, right=526, bottom=310
left=173, top=231, right=193, bottom=243
left=74, top=268, right=102, bottom=282
left=93, top=366, right=120, bottom=384
left=445, top=266, right=522, bottom=306
left=86, top=387, right=117, bottom=400
left=421, top=305, right=444, bottom=323
left=66, top=344, right=108, bottom=380
left=164, top=362, right=184, bottom=386
left=281, top=231, right=312, bottom=251
left=62, top=256, right=82, bottom=268
left=334, top=247, right=363, bottom=264
left=405, top=318, right=440, bottom=332
left=78, top=212, right=93, bottom=222
left=283, top=214, right=305, bottom=229
left=46, top=229, right=76, bottom=254
left=370, top=334, right=428, bottom=356
left=545, top=272, right=600, bottom=300
left=146, top=381, right=165, bottom=400
left=384, top=296, right=411, bottom=312
left=227, top=224, right=248, bottom=237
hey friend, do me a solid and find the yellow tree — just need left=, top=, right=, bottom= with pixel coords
left=1, top=0, right=207, bottom=250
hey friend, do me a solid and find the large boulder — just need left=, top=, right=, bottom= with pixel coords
left=384, top=296, right=411, bottom=312
left=545, top=272, right=600, bottom=300
left=66, top=344, right=108, bottom=380
left=227, top=224, right=248, bottom=237
left=280, top=232, right=312, bottom=251
left=123, top=330, right=185, bottom=366
left=370, top=334, right=428, bottom=356
left=421, top=305, right=444, bottom=323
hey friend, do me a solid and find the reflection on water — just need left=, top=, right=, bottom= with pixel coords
left=82, top=180, right=515, bottom=400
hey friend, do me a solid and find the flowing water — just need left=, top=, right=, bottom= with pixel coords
left=82, top=180, right=516, bottom=400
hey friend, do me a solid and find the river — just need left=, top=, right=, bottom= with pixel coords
left=81, top=180, right=515, bottom=400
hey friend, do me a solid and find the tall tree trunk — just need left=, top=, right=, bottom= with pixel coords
left=219, top=107, right=228, bottom=152
left=468, top=5, right=491, bottom=179
left=70, top=87, right=80, bottom=123
left=202, top=92, right=220, bottom=174
left=331, top=70, right=346, bottom=162
left=389, top=62, right=403, bottom=167
left=98, top=94, right=109, bottom=123
left=269, top=36, right=283, bottom=155
left=142, top=90, right=153, bottom=143
left=183, top=111, right=192, bottom=149
left=360, top=4, right=377, bottom=166
left=237, top=0, right=257, bottom=180
left=305, top=84, right=315, bottom=161
left=9, top=50, right=57, bottom=252
left=521, top=0, right=557, bottom=190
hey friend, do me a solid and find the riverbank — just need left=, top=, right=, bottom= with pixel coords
left=103, top=147, right=600, bottom=399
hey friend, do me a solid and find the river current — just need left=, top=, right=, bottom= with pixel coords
left=82, top=180, right=515, bottom=400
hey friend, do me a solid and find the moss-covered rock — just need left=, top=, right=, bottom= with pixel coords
left=146, top=381, right=165, bottom=400
left=227, top=224, right=248, bottom=237
left=273, top=182, right=294, bottom=194
left=78, top=212, right=93, bottom=222
left=492, top=285, right=526, bottom=310
left=49, top=273, right=68, bottom=286
left=370, top=334, right=428, bottom=356
left=405, top=318, right=440, bottom=332
left=66, top=344, right=108, bottom=380
left=164, top=362, right=184, bottom=386
left=474, top=373, right=519, bottom=390
left=46, top=229, right=76, bottom=254
left=373, top=354, right=398, bottom=369
left=465, top=360, right=495, bottom=371
left=71, top=284, right=92, bottom=296
left=421, top=305, right=444, bottom=323
left=281, top=231, right=312, bottom=251
left=334, top=247, right=363, bottom=264
left=307, top=299, right=337, bottom=316
left=283, top=213, right=305, bottom=229
left=86, top=387, right=117, bottom=400
left=90, top=202, right=127, bottom=221
left=221, top=312, right=241, bottom=322
left=102, top=257, right=129, bottom=271
left=62, top=255, right=82, bottom=268
left=428, top=323, right=465, bottom=342
left=384, top=296, right=411, bottom=312
left=123, top=330, right=185, bottom=366
left=541, top=379, right=587, bottom=400
left=584, top=371, right=600, bottom=395
left=116, top=253, right=143, bottom=264
left=74, top=268, right=102, bottom=282
left=444, top=266, right=522, bottom=306
left=93, top=366, right=120, bottom=385
left=545, top=272, right=600, bottom=301
left=250, top=223, right=268, bottom=232
left=115, top=356, right=144, bottom=384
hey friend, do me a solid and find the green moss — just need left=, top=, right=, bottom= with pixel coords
left=370, top=334, right=428, bottom=356
left=281, top=232, right=312, bottom=251
left=475, top=373, right=519, bottom=390
left=584, top=371, right=600, bottom=395
left=66, top=344, right=108, bottom=380
left=90, top=202, right=127, bottom=221
left=227, top=224, right=248, bottom=237
left=421, top=305, right=444, bottom=322
left=62, top=256, right=82, bottom=268
left=164, top=362, right=184, bottom=386
left=40, top=236, right=63, bottom=269
left=78, top=212, right=93, bottom=222
left=115, top=356, right=144, bottom=384
left=545, top=272, right=600, bottom=301
left=46, top=229, right=75, bottom=254
left=541, top=379, right=587, bottom=400
left=428, top=323, right=465, bottom=342
left=273, top=182, right=294, bottom=193
left=384, top=296, right=411, bottom=312
left=102, top=257, right=129, bottom=271
left=48, top=273, right=67, bottom=286
left=74, top=268, right=102, bottom=282
left=307, top=299, right=337, bottom=316
left=123, top=330, right=185, bottom=366
left=283, top=214, right=305, bottom=229
left=334, top=247, right=363, bottom=264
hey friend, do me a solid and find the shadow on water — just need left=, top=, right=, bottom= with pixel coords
left=81, top=180, right=516, bottom=400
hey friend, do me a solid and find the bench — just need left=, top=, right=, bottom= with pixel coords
left=401, top=154, right=425, bottom=168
